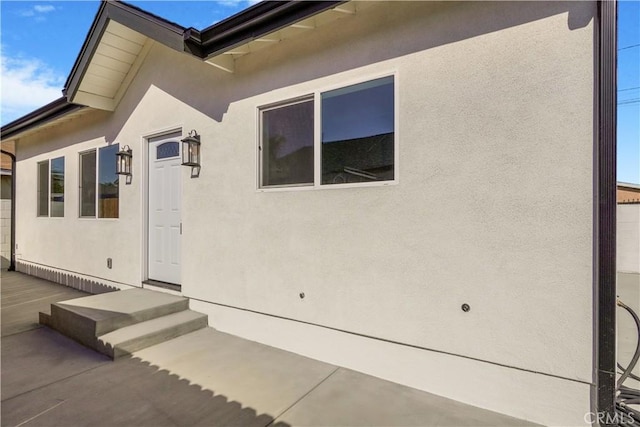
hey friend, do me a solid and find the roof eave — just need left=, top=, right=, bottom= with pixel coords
left=5, top=0, right=352, bottom=139
left=0, top=98, right=85, bottom=141
left=63, top=0, right=186, bottom=102
left=199, top=1, right=347, bottom=60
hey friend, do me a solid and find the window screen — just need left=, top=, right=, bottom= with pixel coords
left=261, top=99, right=314, bottom=187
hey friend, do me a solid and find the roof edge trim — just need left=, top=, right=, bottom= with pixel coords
left=64, top=0, right=186, bottom=102
left=199, top=1, right=346, bottom=59
left=0, top=98, right=85, bottom=141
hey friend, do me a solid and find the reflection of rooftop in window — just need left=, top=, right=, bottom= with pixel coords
left=322, top=132, right=394, bottom=174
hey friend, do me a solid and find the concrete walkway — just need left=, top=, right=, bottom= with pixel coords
left=1, top=271, right=535, bottom=427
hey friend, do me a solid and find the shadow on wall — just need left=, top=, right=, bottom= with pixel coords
left=1, top=328, right=290, bottom=427
left=15, top=1, right=595, bottom=160
left=16, top=262, right=118, bottom=295
left=130, top=0, right=596, bottom=124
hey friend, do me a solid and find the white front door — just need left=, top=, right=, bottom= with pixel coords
left=148, top=134, right=182, bottom=285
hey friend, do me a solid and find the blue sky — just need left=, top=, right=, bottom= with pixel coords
left=1, top=1, right=638, bottom=183
left=618, top=1, right=640, bottom=184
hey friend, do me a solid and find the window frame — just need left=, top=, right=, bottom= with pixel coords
left=257, top=72, right=399, bottom=192
left=36, top=156, right=65, bottom=218
left=259, top=95, right=315, bottom=189
left=78, top=145, right=120, bottom=220
left=50, top=156, right=65, bottom=218
left=36, top=160, right=50, bottom=217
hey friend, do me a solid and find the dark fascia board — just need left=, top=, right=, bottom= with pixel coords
left=10, top=1, right=349, bottom=140
left=63, top=1, right=107, bottom=97
left=595, top=0, right=617, bottom=420
left=63, top=0, right=186, bottom=100
left=0, top=97, right=85, bottom=141
left=192, top=1, right=347, bottom=60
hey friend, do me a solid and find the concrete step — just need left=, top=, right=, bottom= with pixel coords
left=97, top=310, right=208, bottom=359
left=40, top=288, right=191, bottom=351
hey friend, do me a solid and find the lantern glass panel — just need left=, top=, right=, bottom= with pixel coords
left=182, top=140, right=191, bottom=165
left=191, top=142, right=200, bottom=166
left=116, top=148, right=132, bottom=175
left=182, top=137, right=200, bottom=166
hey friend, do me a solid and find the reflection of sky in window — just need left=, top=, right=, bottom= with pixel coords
left=322, top=76, right=394, bottom=143
left=264, top=101, right=314, bottom=159
left=99, top=144, right=118, bottom=184
left=51, top=157, right=64, bottom=175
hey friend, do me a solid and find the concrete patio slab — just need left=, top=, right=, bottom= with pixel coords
left=1, top=271, right=87, bottom=337
left=2, top=271, right=538, bottom=426
left=2, top=355, right=288, bottom=427
left=1, top=327, right=109, bottom=401
left=274, top=367, right=535, bottom=426
left=131, top=327, right=339, bottom=420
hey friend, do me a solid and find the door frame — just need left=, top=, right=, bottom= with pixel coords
left=140, top=126, right=183, bottom=286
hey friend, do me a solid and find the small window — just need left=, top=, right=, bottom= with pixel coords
left=98, top=145, right=119, bottom=218
left=157, top=142, right=180, bottom=159
left=37, top=157, right=65, bottom=217
left=259, top=75, right=396, bottom=189
left=37, top=161, right=49, bottom=216
left=50, top=157, right=65, bottom=217
left=79, top=145, right=119, bottom=219
left=80, top=151, right=97, bottom=217
left=261, top=99, right=314, bottom=187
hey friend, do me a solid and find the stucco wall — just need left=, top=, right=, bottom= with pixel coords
left=14, top=2, right=597, bottom=424
left=618, top=204, right=640, bottom=273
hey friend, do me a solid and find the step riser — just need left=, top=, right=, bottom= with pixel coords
left=102, top=316, right=208, bottom=359
left=39, top=312, right=52, bottom=327
left=48, top=304, right=99, bottom=349
left=40, top=289, right=208, bottom=360
left=95, top=299, right=189, bottom=335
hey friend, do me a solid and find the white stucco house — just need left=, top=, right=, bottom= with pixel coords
left=0, top=1, right=619, bottom=425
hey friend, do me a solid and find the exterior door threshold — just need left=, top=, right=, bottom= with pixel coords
left=143, top=279, right=181, bottom=295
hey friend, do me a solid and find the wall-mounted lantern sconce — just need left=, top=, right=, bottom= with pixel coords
left=181, top=130, right=201, bottom=178
left=116, top=145, right=133, bottom=184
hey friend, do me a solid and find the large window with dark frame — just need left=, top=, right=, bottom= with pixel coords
left=79, top=144, right=119, bottom=218
left=37, top=156, right=65, bottom=217
left=259, top=75, right=395, bottom=188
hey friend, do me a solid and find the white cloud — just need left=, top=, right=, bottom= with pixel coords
left=1, top=54, right=64, bottom=125
left=18, top=4, right=56, bottom=19
left=216, top=0, right=261, bottom=8
left=33, top=5, right=56, bottom=13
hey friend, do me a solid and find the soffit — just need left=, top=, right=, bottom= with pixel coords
left=64, top=0, right=186, bottom=112
left=71, top=20, right=152, bottom=111
left=205, top=2, right=364, bottom=73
